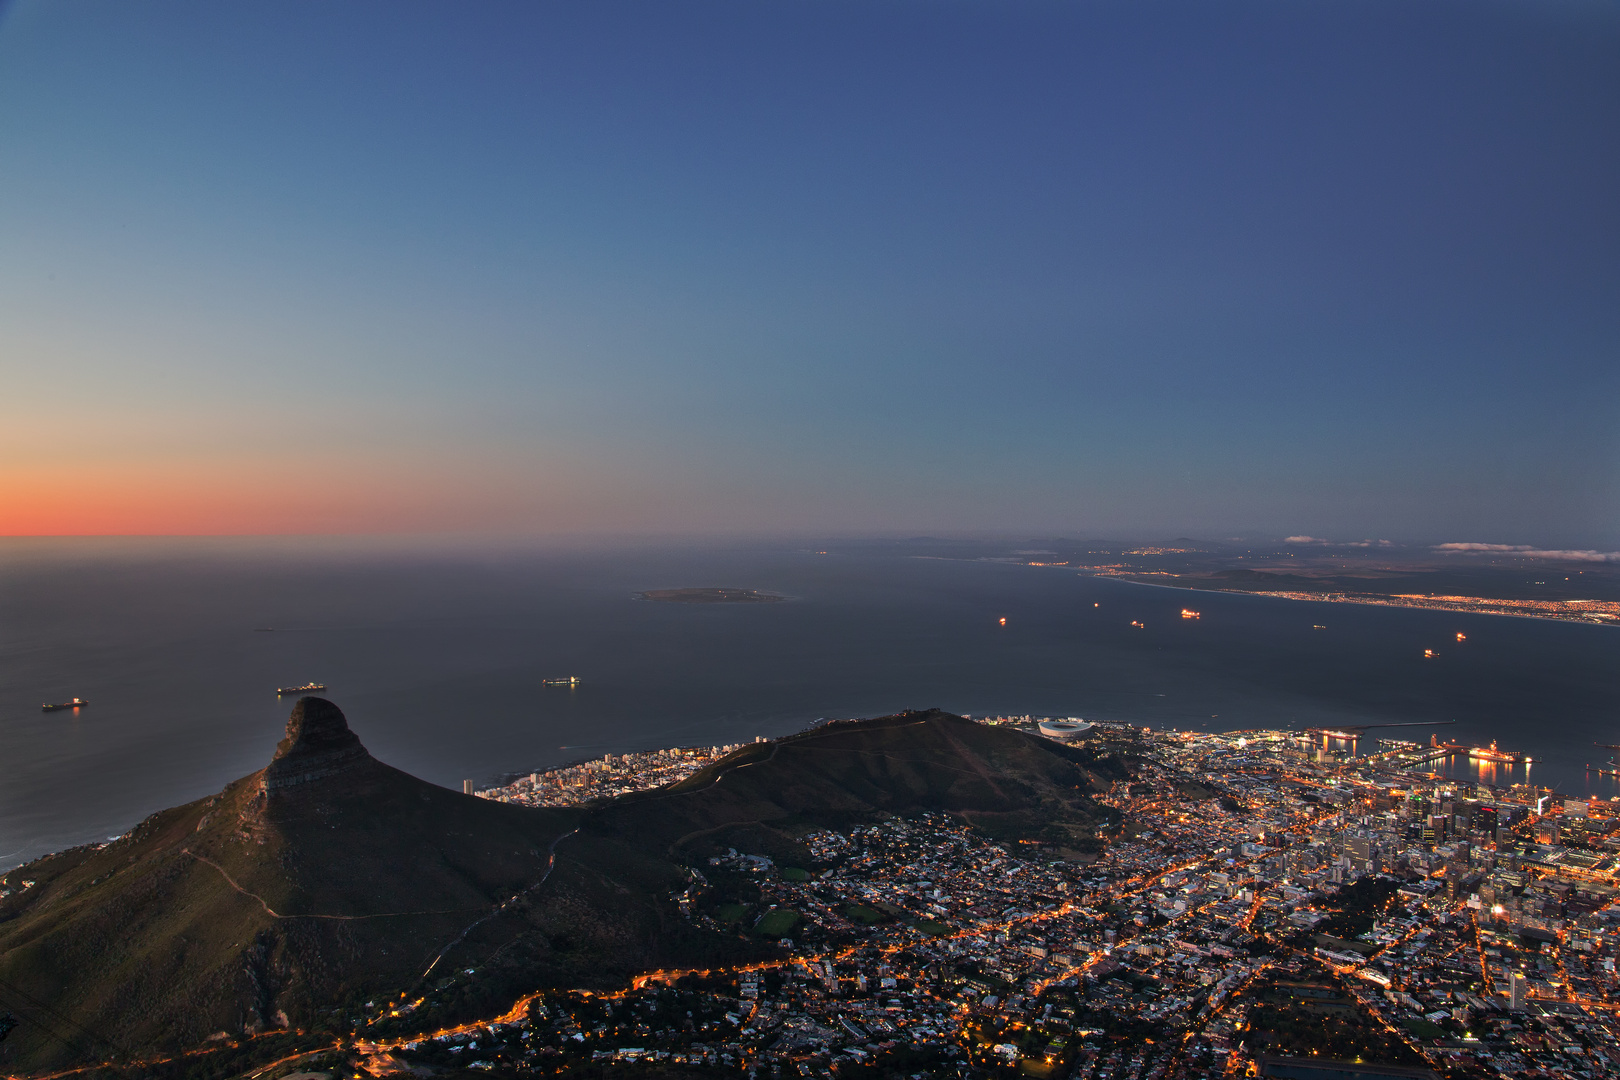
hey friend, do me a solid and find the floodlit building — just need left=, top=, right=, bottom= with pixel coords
left=1038, top=718, right=1095, bottom=741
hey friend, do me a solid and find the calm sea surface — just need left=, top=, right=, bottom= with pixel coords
left=2, top=539, right=1616, bottom=871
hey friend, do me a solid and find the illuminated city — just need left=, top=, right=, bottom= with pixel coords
left=313, top=718, right=1620, bottom=1079
left=0, top=1, right=1615, bottom=1076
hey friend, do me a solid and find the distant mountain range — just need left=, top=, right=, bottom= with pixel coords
left=0, top=699, right=1123, bottom=1076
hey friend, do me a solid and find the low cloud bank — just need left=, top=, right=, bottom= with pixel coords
left=1435, top=543, right=1619, bottom=563
left=1285, top=536, right=1393, bottom=548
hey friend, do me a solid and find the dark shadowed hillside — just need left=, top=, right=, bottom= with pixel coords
left=0, top=705, right=1124, bottom=1076
left=590, top=709, right=1126, bottom=863
left=0, top=700, right=718, bottom=1073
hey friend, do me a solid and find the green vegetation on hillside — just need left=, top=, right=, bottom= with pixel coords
left=0, top=705, right=1124, bottom=1077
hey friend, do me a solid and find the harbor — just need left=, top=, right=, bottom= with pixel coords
left=1303, top=730, right=1534, bottom=779
left=1389, top=737, right=1531, bottom=767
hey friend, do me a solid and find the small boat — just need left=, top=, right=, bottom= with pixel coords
left=43, top=698, right=87, bottom=712
left=276, top=683, right=326, bottom=695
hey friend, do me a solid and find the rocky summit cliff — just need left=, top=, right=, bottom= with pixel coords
left=0, top=703, right=1123, bottom=1077
left=261, top=696, right=373, bottom=790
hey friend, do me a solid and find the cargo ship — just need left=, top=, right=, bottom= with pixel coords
left=276, top=682, right=326, bottom=695
left=42, top=698, right=87, bottom=712
left=1419, top=734, right=1529, bottom=764
left=1467, top=739, right=1526, bottom=764
left=541, top=676, right=580, bottom=687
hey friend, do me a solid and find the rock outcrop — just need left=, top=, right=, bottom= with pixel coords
left=261, top=697, right=372, bottom=791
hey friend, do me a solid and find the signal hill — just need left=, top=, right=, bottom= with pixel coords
left=2, top=703, right=1618, bottom=1080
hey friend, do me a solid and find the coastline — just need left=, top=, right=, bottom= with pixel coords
left=1101, top=575, right=1620, bottom=628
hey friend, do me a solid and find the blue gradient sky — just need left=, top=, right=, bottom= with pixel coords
left=1, top=0, right=1616, bottom=542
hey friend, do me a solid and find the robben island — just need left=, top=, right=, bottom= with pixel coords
left=3, top=698, right=1616, bottom=1080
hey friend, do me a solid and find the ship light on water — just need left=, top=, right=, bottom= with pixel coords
left=1423, top=649, right=1436, bottom=658
left=999, top=617, right=1006, bottom=625
left=1456, top=632, right=1467, bottom=642
left=1181, top=609, right=1200, bottom=619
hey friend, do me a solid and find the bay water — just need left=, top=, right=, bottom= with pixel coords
left=2, top=538, right=1615, bottom=872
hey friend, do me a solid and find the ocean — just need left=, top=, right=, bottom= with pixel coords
left=2, top=538, right=1616, bottom=872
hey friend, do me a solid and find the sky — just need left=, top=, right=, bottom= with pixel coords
left=1, top=0, right=1616, bottom=544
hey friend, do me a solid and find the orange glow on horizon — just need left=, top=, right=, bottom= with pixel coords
left=0, top=460, right=513, bottom=535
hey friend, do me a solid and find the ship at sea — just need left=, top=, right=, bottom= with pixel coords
left=540, top=676, right=580, bottom=687
left=276, top=682, right=327, bottom=695
left=42, top=698, right=87, bottom=712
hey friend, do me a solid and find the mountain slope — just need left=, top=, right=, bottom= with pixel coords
left=589, top=709, right=1123, bottom=860
left=0, top=700, right=594, bottom=1070
left=0, top=705, right=1123, bottom=1075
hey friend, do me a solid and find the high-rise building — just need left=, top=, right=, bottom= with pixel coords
left=463, top=779, right=474, bottom=795
left=1509, top=972, right=1527, bottom=1011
